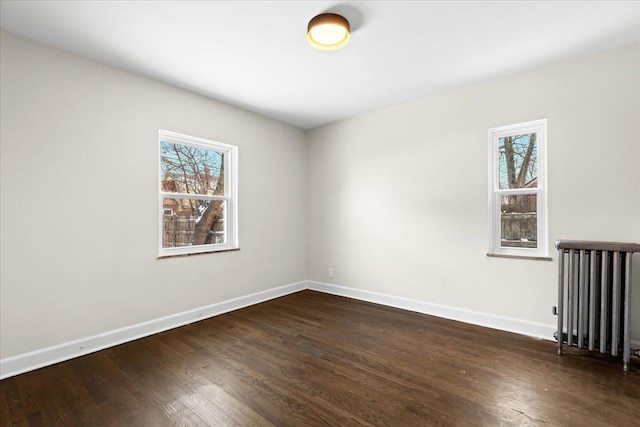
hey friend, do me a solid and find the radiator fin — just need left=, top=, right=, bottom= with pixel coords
left=555, top=240, right=640, bottom=371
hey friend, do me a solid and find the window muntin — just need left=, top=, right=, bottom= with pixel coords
left=158, top=130, right=238, bottom=257
left=488, top=120, right=547, bottom=258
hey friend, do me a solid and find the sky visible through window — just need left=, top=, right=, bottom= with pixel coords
left=498, top=133, right=537, bottom=189
left=160, top=141, right=223, bottom=195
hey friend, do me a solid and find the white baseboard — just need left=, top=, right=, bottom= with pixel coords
left=307, top=280, right=557, bottom=341
left=3, top=279, right=636, bottom=379
left=0, top=281, right=306, bottom=380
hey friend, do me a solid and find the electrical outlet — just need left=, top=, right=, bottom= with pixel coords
left=328, top=268, right=334, bottom=278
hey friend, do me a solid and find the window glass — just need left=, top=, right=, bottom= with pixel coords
left=162, top=199, right=226, bottom=248
left=500, top=194, right=537, bottom=248
left=498, top=133, right=537, bottom=189
left=160, top=142, right=224, bottom=195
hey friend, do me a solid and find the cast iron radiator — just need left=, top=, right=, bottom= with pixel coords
left=555, top=240, right=640, bottom=371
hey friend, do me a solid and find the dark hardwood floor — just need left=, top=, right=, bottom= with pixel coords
left=1, top=290, right=639, bottom=426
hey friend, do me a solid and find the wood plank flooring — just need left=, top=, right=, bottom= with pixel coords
left=1, top=290, right=639, bottom=426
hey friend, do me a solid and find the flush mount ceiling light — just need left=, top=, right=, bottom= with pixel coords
left=307, top=13, right=350, bottom=50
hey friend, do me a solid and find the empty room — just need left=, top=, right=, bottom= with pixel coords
left=1, top=1, right=639, bottom=426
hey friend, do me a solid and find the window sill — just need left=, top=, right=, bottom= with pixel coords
left=157, top=247, right=241, bottom=259
left=486, top=253, right=552, bottom=261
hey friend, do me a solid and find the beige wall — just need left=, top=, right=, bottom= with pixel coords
left=0, top=31, right=308, bottom=358
left=2, top=29, right=639, bottom=361
left=308, top=44, right=640, bottom=341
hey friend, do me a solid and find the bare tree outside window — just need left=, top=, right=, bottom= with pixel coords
left=499, top=133, right=538, bottom=248
left=160, top=142, right=225, bottom=248
left=488, top=119, right=547, bottom=258
left=499, top=133, right=537, bottom=190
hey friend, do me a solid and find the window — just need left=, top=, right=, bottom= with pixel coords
left=488, top=119, right=548, bottom=259
left=158, top=130, right=238, bottom=257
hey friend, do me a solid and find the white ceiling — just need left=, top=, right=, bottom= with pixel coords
left=1, top=1, right=639, bottom=129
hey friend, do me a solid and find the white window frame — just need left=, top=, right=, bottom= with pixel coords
left=488, top=119, right=548, bottom=259
left=158, top=130, right=238, bottom=257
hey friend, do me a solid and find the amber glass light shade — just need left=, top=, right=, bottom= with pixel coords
left=307, top=13, right=350, bottom=50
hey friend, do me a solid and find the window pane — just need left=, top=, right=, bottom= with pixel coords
left=500, top=194, right=537, bottom=248
left=162, top=198, right=225, bottom=248
left=498, top=133, right=537, bottom=189
left=160, top=142, right=224, bottom=195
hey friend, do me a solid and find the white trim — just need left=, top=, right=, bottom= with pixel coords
left=307, top=281, right=556, bottom=341
left=0, top=281, right=306, bottom=380
left=160, top=192, right=229, bottom=201
left=158, top=129, right=238, bottom=152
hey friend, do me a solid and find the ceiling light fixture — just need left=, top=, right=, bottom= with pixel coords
left=307, top=13, right=350, bottom=51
